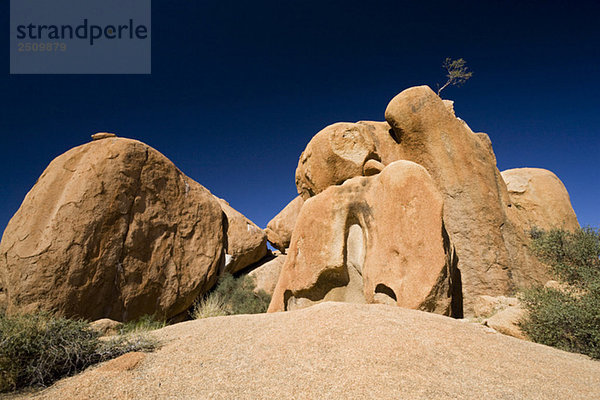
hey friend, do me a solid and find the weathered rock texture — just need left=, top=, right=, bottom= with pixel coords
left=25, top=303, right=600, bottom=400
left=484, top=304, right=527, bottom=340
left=295, top=121, right=403, bottom=199
left=0, top=137, right=225, bottom=322
left=501, top=167, right=579, bottom=232
left=292, top=85, right=574, bottom=314
left=248, top=253, right=286, bottom=296
left=384, top=86, right=551, bottom=313
left=265, top=196, right=304, bottom=252
left=218, top=199, right=267, bottom=274
left=473, top=295, right=527, bottom=340
left=269, top=161, right=461, bottom=316
left=473, top=295, right=520, bottom=318
left=0, top=290, right=6, bottom=314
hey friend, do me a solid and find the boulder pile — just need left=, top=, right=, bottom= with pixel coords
left=267, top=85, right=579, bottom=315
left=0, top=86, right=580, bottom=322
left=0, top=135, right=266, bottom=322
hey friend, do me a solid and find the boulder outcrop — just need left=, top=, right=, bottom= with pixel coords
left=290, top=86, right=573, bottom=314
left=384, top=86, right=550, bottom=313
left=269, top=160, right=461, bottom=316
left=218, top=199, right=267, bottom=274
left=501, top=167, right=579, bottom=232
left=265, top=196, right=304, bottom=252
left=473, top=295, right=527, bottom=339
left=0, top=137, right=225, bottom=322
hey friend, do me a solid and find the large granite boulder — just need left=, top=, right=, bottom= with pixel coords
left=0, top=136, right=225, bottom=322
left=265, top=196, right=304, bottom=253
left=290, top=86, right=575, bottom=314
left=501, top=167, right=579, bottom=232
left=269, top=160, right=461, bottom=316
left=384, top=86, right=548, bottom=313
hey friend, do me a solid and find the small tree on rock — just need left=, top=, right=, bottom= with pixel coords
left=437, top=57, right=473, bottom=96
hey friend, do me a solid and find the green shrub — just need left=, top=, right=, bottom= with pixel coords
left=191, top=274, right=271, bottom=319
left=531, top=227, right=600, bottom=287
left=118, top=314, right=165, bottom=335
left=520, top=227, right=600, bottom=359
left=0, top=312, right=158, bottom=392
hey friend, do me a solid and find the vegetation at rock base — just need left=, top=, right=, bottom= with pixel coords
left=0, top=312, right=158, bottom=392
left=437, top=57, right=473, bottom=96
left=520, top=227, right=600, bottom=359
left=118, top=314, right=166, bottom=334
left=191, top=273, right=271, bottom=319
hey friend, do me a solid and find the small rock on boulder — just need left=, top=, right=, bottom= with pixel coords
left=485, top=304, right=527, bottom=340
left=473, top=295, right=520, bottom=318
left=91, top=132, right=117, bottom=140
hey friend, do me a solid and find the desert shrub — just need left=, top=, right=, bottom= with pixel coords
left=95, top=333, right=158, bottom=360
left=191, top=294, right=228, bottom=319
left=118, top=314, right=165, bottom=335
left=520, top=227, right=600, bottom=359
left=531, top=227, right=600, bottom=287
left=191, top=274, right=271, bottom=319
left=0, top=312, right=158, bottom=392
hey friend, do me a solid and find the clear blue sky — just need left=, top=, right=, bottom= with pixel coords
left=1, top=0, right=599, bottom=236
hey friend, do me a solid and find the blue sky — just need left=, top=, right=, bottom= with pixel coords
left=1, top=0, right=599, bottom=235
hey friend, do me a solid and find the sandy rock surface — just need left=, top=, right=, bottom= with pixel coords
left=21, top=302, right=600, bottom=400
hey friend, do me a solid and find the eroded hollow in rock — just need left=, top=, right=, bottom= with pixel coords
left=346, top=223, right=365, bottom=275
left=375, top=283, right=397, bottom=301
left=373, top=283, right=397, bottom=306
left=284, top=222, right=367, bottom=311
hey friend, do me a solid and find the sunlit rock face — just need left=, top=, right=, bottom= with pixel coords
left=290, top=86, right=577, bottom=314
left=0, top=137, right=226, bottom=322
left=501, top=167, right=579, bottom=233
left=265, top=196, right=304, bottom=253
left=269, top=160, right=462, bottom=317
